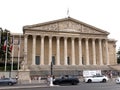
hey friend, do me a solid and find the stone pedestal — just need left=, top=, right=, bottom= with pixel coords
left=18, top=70, right=30, bottom=81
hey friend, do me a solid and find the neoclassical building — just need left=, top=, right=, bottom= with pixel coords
left=13, top=17, right=117, bottom=76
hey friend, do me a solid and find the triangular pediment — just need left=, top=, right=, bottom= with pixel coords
left=24, top=17, right=109, bottom=35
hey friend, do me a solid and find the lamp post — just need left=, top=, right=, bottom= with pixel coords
left=50, top=61, right=53, bottom=76
left=50, top=60, right=53, bottom=86
left=9, top=61, right=12, bottom=78
left=4, top=31, right=10, bottom=71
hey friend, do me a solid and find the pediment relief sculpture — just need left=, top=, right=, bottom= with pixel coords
left=24, top=17, right=109, bottom=35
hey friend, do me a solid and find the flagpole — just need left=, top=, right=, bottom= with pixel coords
left=17, top=35, right=21, bottom=71
left=0, top=28, right=2, bottom=45
left=67, top=8, right=70, bottom=17
left=11, top=36, right=14, bottom=71
left=4, top=32, right=8, bottom=71
left=0, top=28, right=1, bottom=62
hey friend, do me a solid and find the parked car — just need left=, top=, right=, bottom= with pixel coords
left=115, top=77, right=120, bottom=84
left=53, top=75, right=80, bottom=85
left=83, top=75, right=109, bottom=83
left=0, top=78, right=17, bottom=86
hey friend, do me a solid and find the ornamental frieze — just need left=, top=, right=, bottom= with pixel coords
left=25, top=30, right=107, bottom=39
left=31, top=20, right=103, bottom=34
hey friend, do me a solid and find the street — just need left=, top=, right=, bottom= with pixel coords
left=0, top=80, right=120, bottom=90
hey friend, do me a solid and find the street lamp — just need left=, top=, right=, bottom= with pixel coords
left=50, top=61, right=53, bottom=76
left=50, top=60, right=54, bottom=86
left=4, top=31, right=10, bottom=71
left=9, top=61, right=12, bottom=78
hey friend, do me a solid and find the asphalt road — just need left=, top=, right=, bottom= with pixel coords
left=0, top=81, right=120, bottom=90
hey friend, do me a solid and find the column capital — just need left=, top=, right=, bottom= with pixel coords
left=92, top=38, right=96, bottom=41
left=79, top=37, right=82, bottom=40
left=49, top=35, right=53, bottom=39
left=71, top=37, right=75, bottom=40
left=41, top=35, right=45, bottom=38
left=32, top=35, right=37, bottom=38
left=105, top=39, right=108, bottom=41
left=56, top=36, right=60, bottom=39
left=24, top=34, right=28, bottom=38
left=85, top=38, right=89, bottom=41
left=64, top=37, right=68, bottom=40
left=99, top=38, right=102, bottom=41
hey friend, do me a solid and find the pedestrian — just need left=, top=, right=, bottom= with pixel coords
left=49, top=75, right=53, bottom=86
left=53, top=75, right=55, bottom=81
left=38, top=76, right=41, bottom=83
left=15, top=75, right=18, bottom=82
left=47, top=75, right=50, bottom=86
left=3, top=75, right=5, bottom=79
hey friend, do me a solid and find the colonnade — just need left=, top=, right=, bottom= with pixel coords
left=24, top=34, right=110, bottom=66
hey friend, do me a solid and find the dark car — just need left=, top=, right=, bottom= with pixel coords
left=53, top=75, right=79, bottom=85
left=0, top=78, right=17, bottom=86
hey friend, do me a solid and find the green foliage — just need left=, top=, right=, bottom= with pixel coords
left=0, top=28, right=11, bottom=62
left=117, top=47, right=120, bottom=64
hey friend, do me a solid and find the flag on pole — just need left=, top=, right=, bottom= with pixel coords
left=17, top=35, right=21, bottom=70
left=10, top=36, right=14, bottom=52
left=3, top=37, right=7, bottom=51
left=11, top=36, right=14, bottom=71
left=0, top=29, right=1, bottom=45
left=17, top=36, right=20, bottom=50
left=4, top=32, right=8, bottom=71
left=0, top=29, right=1, bottom=58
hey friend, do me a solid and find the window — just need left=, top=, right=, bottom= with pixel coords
left=52, top=56, right=55, bottom=65
left=35, top=56, right=40, bottom=65
left=82, top=57, right=84, bottom=65
left=67, top=57, right=70, bottom=65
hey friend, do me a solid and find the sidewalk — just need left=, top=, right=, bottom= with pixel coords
left=17, top=77, right=116, bottom=85
left=0, top=80, right=54, bottom=90
left=17, top=79, right=47, bottom=85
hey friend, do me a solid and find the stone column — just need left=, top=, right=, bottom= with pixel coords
left=99, top=39, right=103, bottom=65
left=49, top=36, right=52, bottom=65
left=92, top=39, right=96, bottom=65
left=79, top=38, right=82, bottom=65
left=85, top=38, right=89, bottom=65
left=105, top=40, right=109, bottom=65
left=56, top=37, right=60, bottom=65
left=24, top=34, right=28, bottom=64
left=71, top=37, right=75, bottom=65
left=41, top=36, right=44, bottom=65
left=64, top=37, right=68, bottom=65
left=32, top=35, right=36, bottom=65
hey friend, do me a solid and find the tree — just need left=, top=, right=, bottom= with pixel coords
left=117, top=47, right=120, bottom=64
left=0, top=28, right=12, bottom=70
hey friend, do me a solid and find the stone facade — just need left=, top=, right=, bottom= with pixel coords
left=12, top=17, right=117, bottom=72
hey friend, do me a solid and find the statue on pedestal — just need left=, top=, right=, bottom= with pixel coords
left=20, top=60, right=28, bottom=71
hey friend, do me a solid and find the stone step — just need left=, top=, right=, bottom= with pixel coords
left=29, top=65, right=111, bottom=71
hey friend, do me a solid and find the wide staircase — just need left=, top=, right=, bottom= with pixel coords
left=109, top=64, right=120, bottom=71
left=29, top=65, right=112, bottom=77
